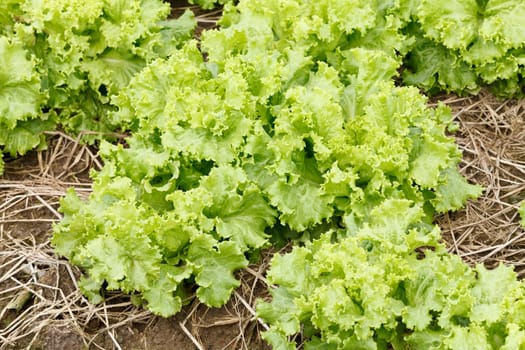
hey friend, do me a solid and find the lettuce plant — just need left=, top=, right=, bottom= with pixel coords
left=0, top=0, right=195, bottom=173
left=402, top=0, right=525, bottom=96
left=258, top=200, right=525, bottom=350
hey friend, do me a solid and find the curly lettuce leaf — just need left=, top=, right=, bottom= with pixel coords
left=187, top=234, right=248, bottom=307
left=470, top=264, right=519, bottom=324
left=0, top=118, right=54, bottom=157
left=81, top=49, right=146, bottom=97
left=260, top=328, right=296, bottom=350
left=211, top=188, right=275, bottom=248
left=0, top=36, right=43, bottom=129
left=402, top=33, right=480, bottom=95
left=199, top=165, right=276, bottom=249
left=153, top=10, right=197, bottom=57
left=481, top=0, right=525, bottom=49
left=432, top=167, right=483, bottom=213
left=142, top=265, right=192, bottom=317
left=417, top=0, right=479, bottom=51
left=0, top=1, right=22, bottom=29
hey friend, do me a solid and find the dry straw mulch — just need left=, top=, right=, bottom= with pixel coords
left=435, top=90, right=525, bottom=276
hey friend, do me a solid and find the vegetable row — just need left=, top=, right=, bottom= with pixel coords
left=0, top=0, right=195, bottom=173
left=0, top=0, right=524, bottom=348
left=1, top=0, right=524, bottom=172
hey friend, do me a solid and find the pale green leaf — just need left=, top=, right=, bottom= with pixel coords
left=404, top=329, right=449, bottom=350
left=213, top=189, right=276, bottom=249
left=409, top=135, right=455, bottom=188
left=267, top=177, right=333, bottom=232
left=188, top=235, right=248, bottom=307
left=0, top=118, right=55, bottom=157
left=266, top=246, right=312, bottom=295
left=501, top=323, right=525, bottom=350
left=432, top=167, right=483, bottom=213
left=78, top=236, right=128, bottom=290
left=470, top=264, right=518, bottom=323
left=417, top=0, right=479, bottom=50
left=82, top=49, right=146, bottom=96
left=260, top=328, right=296, bottom=350
left=143, top=265, right=192, bottom=317
left=257, top=287, right=302, bottom=336
left=402, top=36, right=479, bottom=94
left=0, top=37, right=43, bottom=128
left=444, top=325, right=492, bottom=350
left=481, top=0, right=525, bottom=49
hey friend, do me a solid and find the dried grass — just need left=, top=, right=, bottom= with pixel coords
left=434, top=90, right=525, bottom=276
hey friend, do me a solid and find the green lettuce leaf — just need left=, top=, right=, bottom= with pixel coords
left=470, top=264, right=518, bottom=324
left=81, top=49, right=146, bottom=97
left=257, top=287, right=302, bottom=338
left=0, top=36, right=43, bottom=129
left=481, top=0, right=525, bottom=50
left=260, top=328, right=296, bottom=350
left=402, top=34, right=480, bottom=95
left=417, top=0, right=479, bottom=51
left=0, top=118, right=55, bottom=157
left=432, top=167, right=483, bottom=213
left=210, top=188, right=276, bottom=249
left=501, top=324, right=525, bottom=350
left=143, top=265, right=192, bottom=317
left=200, top=165, right=276, bottom=249
left=0, top=1, right=23, bottom=32
left=187, top=234, right=248, bottom=307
